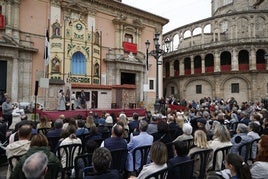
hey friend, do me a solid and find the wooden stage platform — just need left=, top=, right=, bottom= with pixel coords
left=37, top=108, right=146, bottom=120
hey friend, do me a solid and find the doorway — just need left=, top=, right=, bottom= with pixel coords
left=0, top=61, right=7, bottom=94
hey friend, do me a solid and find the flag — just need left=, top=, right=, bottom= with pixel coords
left=44, top=29, right=50, bottom=65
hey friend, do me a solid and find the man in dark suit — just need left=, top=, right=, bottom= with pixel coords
left=46, top=119, right=63, bottom=138
left=84, top=147, right=120, bottom=179
left=101, top=123, right=127, bottom=151
left=167, top=140, right=191, bottom=179
left=128, top=113, right=139, bottom=133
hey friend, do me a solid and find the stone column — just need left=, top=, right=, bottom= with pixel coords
left=266, top=55, right=268, bottom=70
left=179, top=59, right=184, bottom=75
left=250, top=48, right=256, bottom=70
left=190, top=55, right=194, bottom=75
left=214, top=51, right=220, bottom=72
left=13, top=1, right=20, bottom=41
left=170, top=61, right=174, bottom=77
left=201, top=54, right=205, bottom=73
left=11, top=58, right=19, bottom=102
left=231, top=49, right=239, bottom=71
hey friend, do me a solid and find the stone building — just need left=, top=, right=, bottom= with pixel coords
left=163, top=0, right=268, bottom=104
left=0, top=0, right=168, bottom=110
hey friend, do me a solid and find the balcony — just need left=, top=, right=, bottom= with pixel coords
left=239, top=64, right=249, bottom=71
left=0, top=14, right=5, bottom=29
left=185, top=69, right=191, bottom=75
left=256, top=63, right=266, bottom=70
left=194, top=68, right=201, bottom=74
left=123, top=42, right=137, bottom=53
left=166, top=72, right=170, bottom=78
left=174, top=70, right=180, bottom=77
left=205, top=66, right=214, bottom=73
left=221, top=65, right=231, bottom=72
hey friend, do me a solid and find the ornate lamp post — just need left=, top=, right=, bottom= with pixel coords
left=145, top=32, right=170, bottom=113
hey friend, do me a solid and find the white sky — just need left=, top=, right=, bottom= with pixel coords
left=122, top=0, right=212, bottom=33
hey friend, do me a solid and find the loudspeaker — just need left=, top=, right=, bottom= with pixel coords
left=34, top=81, right=39, bottom=96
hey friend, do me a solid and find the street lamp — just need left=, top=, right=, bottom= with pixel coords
left=146, top=32, right=170, bottom=113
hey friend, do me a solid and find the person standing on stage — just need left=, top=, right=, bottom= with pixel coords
left=58, top=90, right=66, bottom=111
left=70, top=91, right=76, bottom=110
left=65, top=87, right=71, bottom=110
left=2, top=96, right=13, bottom=128
left=80, top=89, right=86, bottom=109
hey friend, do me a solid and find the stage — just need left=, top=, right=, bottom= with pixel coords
left=37, top=108, right=147, bottom=120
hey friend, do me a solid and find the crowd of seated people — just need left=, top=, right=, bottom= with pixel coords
left=1, top=96, right=268, bottom=179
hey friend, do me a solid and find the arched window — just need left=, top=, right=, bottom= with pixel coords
left=256, top=49, right=266, bottom=70
left=205, top=53, right=214, bottom=73
left=184, top=57, right=191, bottom=75
left=194, top=56, right=202, bottom=74
left=220, top=51, right=231, bottom=71
left=238, top=50, right=249, bottom=64
left=124, top=33, right=133, bottom=43
left=71, top=51, right=86, bottom=75
left=174, top=60, right=179, bottom=76
left=238, top=50, right=249, bottom=71
left=165, top=62, right=170, bottom=77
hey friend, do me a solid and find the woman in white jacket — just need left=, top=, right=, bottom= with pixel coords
left=209, top=124, right=232, bottom=170
left=250, top=135, right=268, bottom=179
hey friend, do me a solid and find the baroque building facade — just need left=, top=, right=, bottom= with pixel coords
left=0, top=0, right=168, bottom=110
left=163, top=0, right=268, bottom=104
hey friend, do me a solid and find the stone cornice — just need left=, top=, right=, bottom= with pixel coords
left=61, top=0, right=168, bottom=26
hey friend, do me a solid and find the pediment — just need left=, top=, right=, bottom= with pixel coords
left=65, top=2, right=88, bottom=14
left=2, top=34, right=20, bottom=47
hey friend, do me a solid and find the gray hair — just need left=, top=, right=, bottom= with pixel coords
left=22, top=151, right=48, bottom=179
left=182, top=123, right=193, bottom=135
left=237, top=123, right=248, bottom=133
left=54, top=119, right=63, bottom=129
left=139, top=120, right=148, bottom=132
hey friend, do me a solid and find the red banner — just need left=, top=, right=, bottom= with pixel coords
left=0, top=15, right=5, bottom=29
left=123, top=42, right=137, bottom=53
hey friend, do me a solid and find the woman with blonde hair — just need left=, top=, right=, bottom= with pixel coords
left=37, top=116, right=52, bottom=129
left=85, top=115, right=96, bottom=129
left=189, top=130, right=212, bottom=178
left=137, top=141, right=168, bottom=179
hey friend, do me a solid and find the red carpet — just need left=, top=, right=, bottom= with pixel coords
left=37, top=108, right=146, bottom=120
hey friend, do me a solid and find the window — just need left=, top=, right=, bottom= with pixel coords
left=196, top=85, right=202, bottom=94
left=149, top=80, right=154, bottom=90
left=231, top=83, right=239, bottom=93
left=221, top=21, right=228, bottom=33
left=71, top=51, right=86, bottom=75
left=124, top=33, right=133, bottom=43
left=171, top=87, right=175, bottom=95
